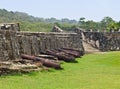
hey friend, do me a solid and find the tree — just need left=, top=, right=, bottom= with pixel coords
left=100, top=16, right=115, bottom=30
left=79, top=17, right=85, bottom=25
left=78, top=17, right=98, bottom=31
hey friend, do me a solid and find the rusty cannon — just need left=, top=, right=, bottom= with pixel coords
left=21, top=54, right=62, bottom=69
left=61, top=48, right=84, bottom=56
left=56, top=48, right=81, bottom=58
left=45, top=50, right=75, bottom=62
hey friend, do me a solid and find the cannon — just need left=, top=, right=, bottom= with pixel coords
left=56, top=48, right=81, bottom=58
left=21, top=54, right=62, bottom=69
left=45, top=50, right=75, bottom=62
left=61, top=48, right=84, bottom=56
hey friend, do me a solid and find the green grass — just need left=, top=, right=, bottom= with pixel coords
left=0, top=51, right=120, bottom=89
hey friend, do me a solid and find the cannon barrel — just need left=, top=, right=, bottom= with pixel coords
left=61, top=48, right=84, bottom=56
left=21, top=54, right=35, bottom=60
left=21, top=54, right=62, bottom=69
left=57, top=48, right=81, bottom=58
left=46, top=50, right=75, bottom=62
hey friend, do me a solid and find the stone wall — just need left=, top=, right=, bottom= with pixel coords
left=83, top=32, right=120, bottom=51
left=0, top=31, right=20, bottom=61
left=17, top=32, right=84, bottom=55
left=0, top=31, right=84, bottom=61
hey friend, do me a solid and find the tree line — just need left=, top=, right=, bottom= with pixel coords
left=79, top=17, right=120, bottom=31
left=0, top=9, right=120, bottom=32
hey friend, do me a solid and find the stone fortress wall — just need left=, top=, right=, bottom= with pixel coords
left=0, top=23, right=120, bottom=61
left=0, top=30, right=84, bottom=61
left=83, top=32, right=120, bottom=51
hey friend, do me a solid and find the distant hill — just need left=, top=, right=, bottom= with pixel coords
left=0, top=9, right=78, bottom=32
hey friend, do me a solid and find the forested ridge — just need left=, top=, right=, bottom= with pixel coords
left=0, top=9, right=120, bottom=32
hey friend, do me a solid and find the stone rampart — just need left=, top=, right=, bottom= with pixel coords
left=0, top=31, right=84, bottom=61
left=17, top=32, right=84, bottom=55
left=83, top=32, right=120, bottom=51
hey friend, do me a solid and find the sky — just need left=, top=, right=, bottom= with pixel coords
left=0, top=0, right=120, bottom=21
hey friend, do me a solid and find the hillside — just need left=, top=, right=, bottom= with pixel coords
left=0, top=9, right=77, bottom=32
left=1, top=9, right=120, bottom=32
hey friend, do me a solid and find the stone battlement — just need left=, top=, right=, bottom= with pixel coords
left=82, top=32, right=120, bottom=51
left=0, top=31, right=84, bottom=61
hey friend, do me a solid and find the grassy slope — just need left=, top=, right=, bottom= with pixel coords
left=0, top=51, right=120, bottom=89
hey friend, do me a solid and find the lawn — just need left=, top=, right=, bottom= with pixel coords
left=0, top=51, right=120, bottom=89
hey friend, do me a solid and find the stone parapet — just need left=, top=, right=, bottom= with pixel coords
left=0, top=31, right=84, bottom=61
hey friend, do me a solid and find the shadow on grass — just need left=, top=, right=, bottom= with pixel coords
left=66, top=60, right=78, bottom=63
left=0, top=72, right=24, bottom=78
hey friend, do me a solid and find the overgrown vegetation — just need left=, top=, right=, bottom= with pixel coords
left=0, top=9, right=77, bottom=32
left=0, top=9, right=120, bottom=32
left=0, top=51, right=120, bottom=89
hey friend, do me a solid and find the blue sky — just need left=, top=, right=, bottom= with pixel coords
left=0, top=0, right=120, bottom=21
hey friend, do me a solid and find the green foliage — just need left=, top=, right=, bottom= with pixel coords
left=54, top=22, right=77, bottom=31
left=0, top=9, right=120, bottom=32
left=100, top=17, right=116, bottom=31
left=79, top=17, right=100, bottom=31
left=0, top=9, right=78, bottom=32
left=0, top=51, right=120, bottom=89
left=0, top=9, right=53, bottom=32
left=78, top=16, right=120, bottom=31
left=19, top=21, right=53, bottom=32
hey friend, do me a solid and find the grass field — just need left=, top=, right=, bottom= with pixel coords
left=0, top=51, right=120, bottom=89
